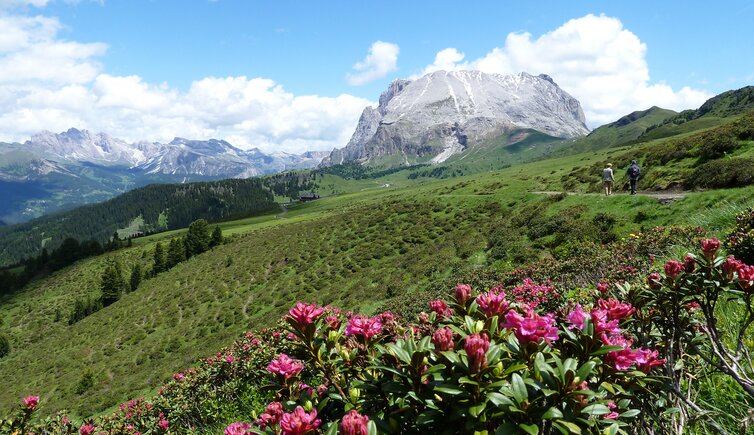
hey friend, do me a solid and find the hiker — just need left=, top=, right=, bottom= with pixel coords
left=602, top=163, right=615, bottom=196
left=627, top=160, right=641, bottom=195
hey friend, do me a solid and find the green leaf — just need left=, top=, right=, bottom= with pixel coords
left=486, top=392, right=513, bottom=407
left=590, top=345, right=624, bottom=356
left=582, top=404, right=610, bottom=416
left=459, top=376, right=479, bottom=386
left=576, top=361, right=596, bottom=381
left=367, top=420, right=379, bottom=435
left=555, top=420, right=582, bottom=434
left=324, top=422, right=339, bottom=435
left=519, top=423, right=539, bottom=435
left=511, top=373, right=528, bottom=403
left=542, top=406, right=564, bottom=419
left=620, top=409, right=640, bottom=418
left=434, top=385, right=464, bottom=395
left=469, top=402, right=487, bottom=418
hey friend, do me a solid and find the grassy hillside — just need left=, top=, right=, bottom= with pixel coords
left=3, top=140, right=754, bottom=417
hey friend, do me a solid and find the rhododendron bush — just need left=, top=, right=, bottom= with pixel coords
left=3, top=238, right=754, bottom=434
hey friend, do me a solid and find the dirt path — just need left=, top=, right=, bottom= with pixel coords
left=532, top=190, right=688, bottom=204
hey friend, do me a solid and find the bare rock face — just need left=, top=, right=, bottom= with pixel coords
left=322, top=70, right=589, bottom=166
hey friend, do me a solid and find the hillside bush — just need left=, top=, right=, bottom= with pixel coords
left=685, top=157, right=754, bottom=189
left=726, top=207, right=754, bottom=264
left=0, top=333, right=9, bottom=358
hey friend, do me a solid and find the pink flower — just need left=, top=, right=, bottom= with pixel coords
left=429, top=300, right=452, bottom=318
left=647, top=272, right=662, bottom=289
left=325, top=315, right=340, bottom=329
left=80, top=423, right=96, bottom=435
left=597, top=299, right=636, bottom=321
left=345, top=315, right=382, bottom=340
left=225, top=354, right=235, bottom=364
left=23, top=395, right=39, bottom=410
left=567, top=304, right=587, bottom=330
left=664, top=260, right=683, bottom=279
left=432, top=327, right=454, bottom=351
left=464, top=333, right=490, bottom=373
left=340, top=409, right=369, bottom=435
left=723, top=256, right=742, bottom=279
left=455, top=284, right=472, bottom=305
left=298, top=382, right=313, bottom=396
left=701, top=238, right=721, bottom=260
left=173, top=372, right=184, bottom=382
left=158, top=419, right=169, bottom=431
left=601, top=334, right=638, bottom=371
left=267, top=354, right=304, bottom=379
left=603, top=401, right=619, bottom=420
left=596, top=282, right=609, bottom=294
left=738, top=264, right=754, bottom=290
left=503, top=309, right=559, bottom=345
left=379, top=312, right=396, bottom=323
left=476, top=290, right=509, bottom=317
left=590, top=309, right=622, bottom=335
left=279, top=406, right=321, bottom=435
left=288, top=303, right=325, bottom=328
left=683, top=255, right=696, bottom=273
left=266, top=401, right=284, bottom=419
left=635, top=348, right=666, bottom=373
left=251, top=338, right=260, bottom=346
left=225, top=422, right=253, bottom=435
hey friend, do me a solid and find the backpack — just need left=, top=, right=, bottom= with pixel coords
left=629, top=166, right=640, bottom=178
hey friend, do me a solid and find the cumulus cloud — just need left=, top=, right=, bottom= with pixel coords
left=0, top=13, right=373, bottom=153
left=418, top=14, right=713, bottom=126
left=0, top=0, right=49, bottom=8
left=346, top=40, right=399, bottom=86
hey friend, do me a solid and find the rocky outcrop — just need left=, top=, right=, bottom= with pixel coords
left=323, top=70, right=589, bottom=166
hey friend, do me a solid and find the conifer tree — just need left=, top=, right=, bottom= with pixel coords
left=184, top=219, right=210, bottom=258
left=210, top=225, right=223, bottom=248
left=166, top=238, right=186, bottom=269
left=129, top=264, right=142, bottom=292
left=100, top=262, right=126, bottom=307
left=152, top=242, right=166, bottom=275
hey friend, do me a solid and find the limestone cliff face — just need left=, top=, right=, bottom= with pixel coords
left=322, top=70, right=589, bottom=166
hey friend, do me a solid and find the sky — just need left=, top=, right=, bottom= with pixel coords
left=1, top=0, right=753, bottom=153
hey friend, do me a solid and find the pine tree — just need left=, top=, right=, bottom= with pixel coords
left=129, top=264, right=142, bottom=292
left=100, top=262, right=126, bottom=307
left=166, top=238, right=186, bottom=269
left=152, top=242, right=166, bottom=275
left=210, top=225, right=223, bottom=248
left=184, top=219, right=210, bottom=258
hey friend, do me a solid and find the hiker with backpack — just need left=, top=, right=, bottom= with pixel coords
left=627, top=160, right=641, bottom=195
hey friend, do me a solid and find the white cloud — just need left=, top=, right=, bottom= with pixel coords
left=418, top=14, right=713, bottom=126
left=0, top=0, right=49, bottom=8
left=0, top=13, right=373, bottom=153
left=346, top=40, right=399, bottom=86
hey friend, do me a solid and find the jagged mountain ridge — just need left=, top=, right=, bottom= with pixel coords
left=14, top=128, right=326, bottom=177
left=323, top=70, right=589, bottom=166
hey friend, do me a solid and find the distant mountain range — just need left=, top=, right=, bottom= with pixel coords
left=0, top=129, right=328, bottom=223
left=322, top=70, right=589, bottom=166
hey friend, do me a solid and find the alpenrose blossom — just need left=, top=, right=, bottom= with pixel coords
left=225, top=421, right=253, bottom=435
left=79, top=423, right=96, bottom=435
left=647, top=272, right=662, bottom=289
left=723, top=256, right=742, bottom=280
left=635, top=348, right=666, bottom=373
left=664, top=260, right=684, bottom=280
left=429, top=299, right=452, bottom=317
left=738, top=264, right=754, bottom=290
left=158, top=417, right=169, bottom=430
left=288, top=302, right=325, bottom=328
left=597, top=299, right=636, bottom=321
left=340, top=409, right=369, bottom=435
left=267, top=354, right=304, bottom=379
left=258, top=401, right=284, bottom=429
left=701, top=238, right=721, bottom=259
left=502, top=309, right=559, bottom=345
left=454, top=283, right=472, bottom=305
left=590, top=309, right=622, bottom=335
left=476, top=290, right=509, bottom=317
left=683, top=255, right=696, bottom=273
left=325, top=315, right=340, bottom=330
left=432, top=327, right=454, bottom=351
left=279, top=406, right=321, bottom=435
left=23, top=395, right=39, bottom=410
left=596, top=282, right=609, bottom=294
left=345, top=314, right=382, bottom=339
left=567, top=304, right=587, bottom=330
left=464, top=333, right=490, bottom=373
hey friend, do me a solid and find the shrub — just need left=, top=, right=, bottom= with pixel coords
left=726, top=207, right=754, bottom=264
left=0, top=333, right=9, bottom=358
left=684, top=157, right=754, bottom=189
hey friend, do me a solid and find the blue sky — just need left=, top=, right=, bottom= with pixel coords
left=1, top=0, right=753, bottom=152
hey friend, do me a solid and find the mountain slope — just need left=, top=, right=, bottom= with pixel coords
left=323, top=71, right=589, bottom=167
left=0, top=178, right=276, bottom=267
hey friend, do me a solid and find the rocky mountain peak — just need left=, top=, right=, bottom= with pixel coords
left=323, top=70, right=589, bottom=166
